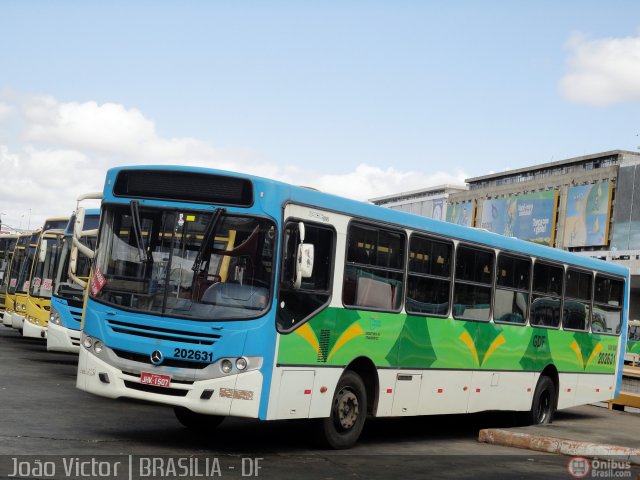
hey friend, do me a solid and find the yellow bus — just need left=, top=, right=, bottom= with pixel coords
left=8, top=217, right=67, bottom=332
left=11, top=230, right=41, bottom=331
left=23, top=229, right=65, bottom=339
left=3, top=234, right=31, bottom=329
left=0, top=234, right=19, bottom=319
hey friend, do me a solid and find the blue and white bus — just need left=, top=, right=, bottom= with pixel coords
left=48, top=207, right=100, bottom=353
left=78, top=166, right=629, bottom=449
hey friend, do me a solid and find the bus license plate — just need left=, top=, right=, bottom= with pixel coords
left=140, top=372, right=171, bottom=388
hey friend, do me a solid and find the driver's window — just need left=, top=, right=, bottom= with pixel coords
left=277, top=220, right=335, bottom=332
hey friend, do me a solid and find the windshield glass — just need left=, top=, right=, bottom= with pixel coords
left=91, top=205, right=277, bottom=321
left=0, top=251, right=14, bottom=293
left=53, top=236, right=96, bottom=302
left=16, top=245, right=36, bottom=294
left=29, top=235, right=63, bottom=299
left=7, top=249, right=25, bottom=294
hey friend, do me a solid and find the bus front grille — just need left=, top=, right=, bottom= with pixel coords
left=107, top=319, right=221, bottom=346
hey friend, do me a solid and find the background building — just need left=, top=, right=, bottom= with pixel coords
left=370, top=185, right=468, bottom=221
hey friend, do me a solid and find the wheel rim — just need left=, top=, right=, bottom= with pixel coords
left=334, top=387, right=359, bottom=431
left=536, top=390, right=550, bottom=423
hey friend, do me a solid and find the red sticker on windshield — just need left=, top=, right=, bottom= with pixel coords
left=90, top=267, right=107, bottom=296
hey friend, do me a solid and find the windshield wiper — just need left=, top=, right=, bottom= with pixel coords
left=192, top=208, right=225, bottom=274
left=129, top=200, right=149, bottom=262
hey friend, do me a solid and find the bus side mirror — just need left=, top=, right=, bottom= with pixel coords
left=293, top=222, right=314, bottom=289
left=70, top=241, right=78, bottom=275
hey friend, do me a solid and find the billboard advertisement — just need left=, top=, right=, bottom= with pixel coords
left=446, top=200, right=474, bottom=227
left=480, top=191, right=558, bottom=246
left=563, top=181, right=612, bottom=247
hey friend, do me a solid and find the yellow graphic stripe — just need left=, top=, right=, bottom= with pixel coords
left=482, top=334, right=506, bottom=366
left=586, top=342, right=603, bottom=369
left=295, top=322, right=320, bottom=355
left=327, top=323, right=364, bottom=362
left=570, top=340, right=584, bottom=369
left=459, top=331, right=479, bottom=367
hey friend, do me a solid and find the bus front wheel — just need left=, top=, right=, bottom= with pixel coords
left=173, top=407, right=225, bottom=431
left=526, top=376, right=556, bottom=425
left=320, top=370, right=367, bottom=449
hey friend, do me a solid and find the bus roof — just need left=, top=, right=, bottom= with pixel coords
left=103, top=165, right=629, bottom=279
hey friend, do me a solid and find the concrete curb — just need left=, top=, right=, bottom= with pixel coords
left=478, top=429, right=640, bottom=465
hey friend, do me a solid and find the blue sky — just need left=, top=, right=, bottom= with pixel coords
left=1, top=1, right=640, bottom=229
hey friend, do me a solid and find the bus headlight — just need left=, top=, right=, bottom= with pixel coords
left=93, top=341, right=104, bottom=354
left=21, top=304, right=26, bottom=311
left=49, top=309, right=61, bottom=326
left=83, top=336, right=93, bottom=349
left=220, top=359, right=233, bottom=374
left=236, top=357, right=247, bottom=371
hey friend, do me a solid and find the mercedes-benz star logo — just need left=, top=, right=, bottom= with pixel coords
left=150, top=350, right=163, bottom=366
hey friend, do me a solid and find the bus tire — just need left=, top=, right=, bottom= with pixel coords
left=526, top=376, right=556, bottom=425
left=320, top=370, right=367, bottom=449
left=173, top=407, right=225, bottom=431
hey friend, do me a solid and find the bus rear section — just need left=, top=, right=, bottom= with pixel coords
left=48, top=207, right=100, bottom=353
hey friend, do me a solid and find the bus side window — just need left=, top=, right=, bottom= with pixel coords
left=453, top=245, right=493, bottom=322
left=405, top=235, right=452, bottom=317
left=494, top=254, right=530, bottom=325
left=342, top=223, right=405, bottom=312
left=562, top=269, right=592, bottom=331
left=593, top=275, right=624, bottom=335
left=277, top=221, right=335, bottom=332
left=530, top=262, right=563, bottom=328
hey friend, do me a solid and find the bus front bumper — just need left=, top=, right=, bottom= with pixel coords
left=23, top=319, right=47, bottom=339
left=77, top=348, right=263, bottom=418
left=47, top=322, right=81, bottom=353
left=3, top=312, right=13, bottom=327
left=11, top=313, right=25, bottom=330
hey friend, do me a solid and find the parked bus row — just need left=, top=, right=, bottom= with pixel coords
left=0, top=194, right=100, bottom=353
left=0, top=166, right=636, bottom=449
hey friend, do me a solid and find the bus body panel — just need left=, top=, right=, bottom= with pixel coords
left=11, top=293, right=28, bottom=329
left=47, top=296, right=83, bottom=352
left=23, top=295, right=49, bottom=339
left=77, top=166, right=629, bottom=437
left=81, top=296, right=278, bottom=419
left=24, top=230, right=66, bottom=339
left=47, top=209, right=100, bottom=353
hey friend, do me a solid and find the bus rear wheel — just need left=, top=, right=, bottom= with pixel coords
left=320, top=370, right=367, bottom=449
left=525, top=376, right=556, bottom=425
left=173, top=407, right=225, bottom=431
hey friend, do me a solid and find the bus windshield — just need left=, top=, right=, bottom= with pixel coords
left=8, top=249, right=26, bottom=294
left=16, top=244, right=37, bottom=294
left=54, top=236, right=96, bottom=303
left=91, top=205, right=277, bottom=321
left=29, top=235, right=63, bottom=299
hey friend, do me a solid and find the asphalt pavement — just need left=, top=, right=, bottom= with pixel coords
left=1, top=325, right=638, bottom=479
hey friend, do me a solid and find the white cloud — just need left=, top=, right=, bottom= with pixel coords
left=313, top=163, right=467, bottom=201
left=560, top=33, right=640, bottom=106
left=0, top=102, right=13, bottom=122
left=0, top=93, right=467, bottom=231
